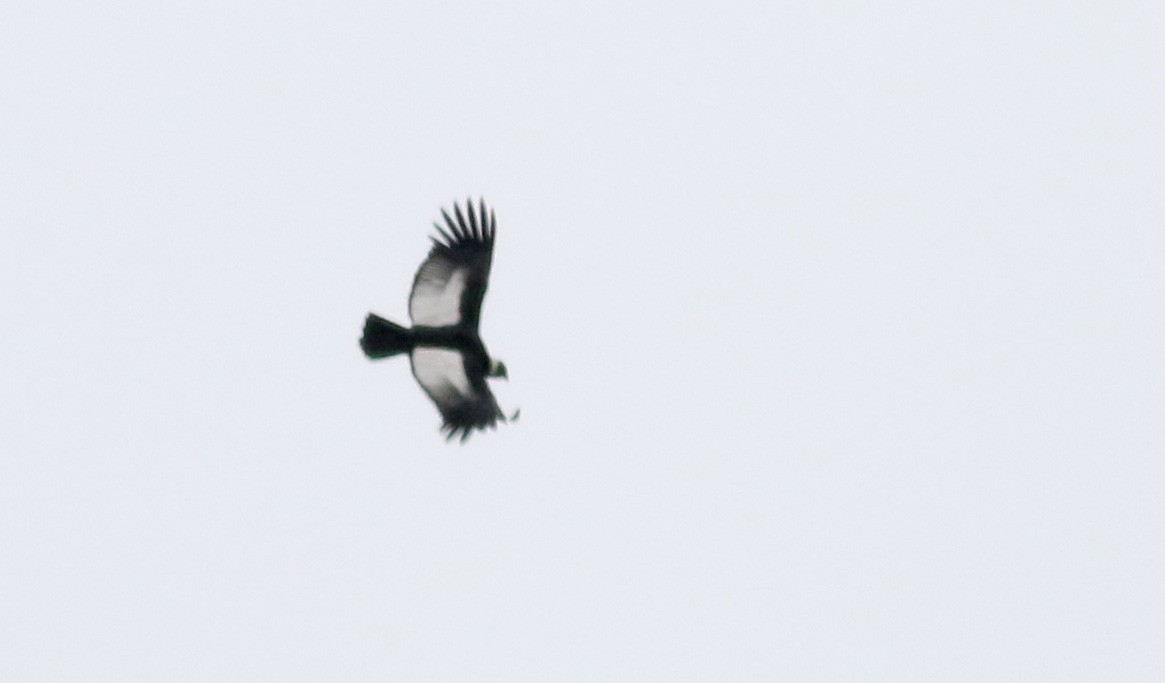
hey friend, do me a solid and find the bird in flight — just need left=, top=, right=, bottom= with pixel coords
left=361, top=199, right=513, bottom=442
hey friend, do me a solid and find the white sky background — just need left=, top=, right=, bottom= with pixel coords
left=2, top=1, right=1163, bottom=680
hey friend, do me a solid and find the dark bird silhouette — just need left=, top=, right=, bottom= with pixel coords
left=361, top=199, right=512, bottom=442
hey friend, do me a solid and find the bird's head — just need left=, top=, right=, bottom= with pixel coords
left=489, top=359, right=508, bottom=380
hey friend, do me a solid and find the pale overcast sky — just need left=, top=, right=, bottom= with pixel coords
left=2, top=2, right=1163, bottom=680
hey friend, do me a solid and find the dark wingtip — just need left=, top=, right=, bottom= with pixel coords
left=441, top=422, right=477, bottom=444
left=432, top=222, right=454, bottom=245
left=433, top=199, right=495, bottom=247
left=452, top=203, right=470, bottom=239
left=440, top=208, right=462, bottom=241
left=465, top=197, right=479, bottom=239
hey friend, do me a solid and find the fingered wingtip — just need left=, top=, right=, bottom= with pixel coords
left=430, top=197, right=495, bottom=248
left=439, top=207, right=461, bottom=240
left=464, top=197, right=479, bottom=237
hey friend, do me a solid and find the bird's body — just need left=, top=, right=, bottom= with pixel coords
left=361, top=199, right=511, bottom=442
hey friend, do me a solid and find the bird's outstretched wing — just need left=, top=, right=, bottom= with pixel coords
left=410, top=347, right=505, bottom=442
left=408, top=199, right=496, bottom=329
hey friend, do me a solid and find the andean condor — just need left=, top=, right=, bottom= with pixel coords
left=360, top=199, right=513, bottom=442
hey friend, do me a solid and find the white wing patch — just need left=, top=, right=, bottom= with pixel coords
left=411, top=347, right=472, bottom=400
left=409, top=261, right=467, bottom=326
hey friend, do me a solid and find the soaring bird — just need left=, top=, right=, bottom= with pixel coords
left=360, top=199, right=511, bottom=442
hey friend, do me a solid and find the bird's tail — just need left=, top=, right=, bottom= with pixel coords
left=360, top=314, right=413, bottom=359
